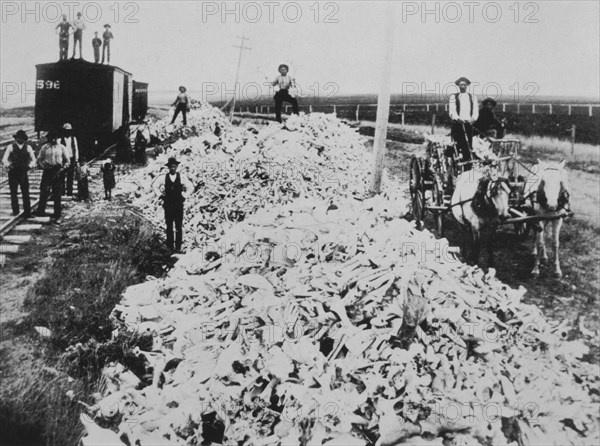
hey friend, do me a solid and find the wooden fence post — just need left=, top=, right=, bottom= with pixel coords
left=426, top=104, right=430, bottom=112
left=309, top=105, right=313, bottom=113
left=589, top=105, right=593, bottom=117
left=517, top=103, right=520, bottom=113
left=255, top=106, right=258, bottom=113
left=568, top=105, right=572, bottom=115
left=403, top=103, right=406, bottom=111
left=549, top=104, right=552, bottom=114
left=532, top=104, right=536, bottom=114
left=356, top=105, right=360, bottom=121
left=333, top=105, right=337, bottom=115
left=401, top=112, right=405, bottom=126
left=502, top=103, right=506, bottom=112
left=571, top=125, right=576, bottom=156
left=431, top=114, right=436, bottom=134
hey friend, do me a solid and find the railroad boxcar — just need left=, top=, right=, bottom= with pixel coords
left=35, top=60, right=148, bottom=159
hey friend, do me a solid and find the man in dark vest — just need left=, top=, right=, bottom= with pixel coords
left=60, top=123, right=79, bottom=196
left=449, top=76, right=479, bottom=170
left=2, top=130, right=37, bottom=218
left=152, top=157, right=193, bottom=252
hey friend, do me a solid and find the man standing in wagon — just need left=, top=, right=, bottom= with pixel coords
left=449, top=76, right=479, bottom=169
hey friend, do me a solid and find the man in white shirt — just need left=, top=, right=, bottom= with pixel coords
left=71, top=12, right=86, bottom=59
left=2, top=130, right=37, bottom=218
left=449, top=76, right=479, bottom=169
left=61, top=122, right=79, bottom=196
left=271, top=64, right=299, bottom=123
left=152, top=157, right=193, bottom=252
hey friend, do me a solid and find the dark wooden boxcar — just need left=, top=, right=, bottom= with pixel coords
left=35, top=60, right=141, bottom=158
left=132, top=81, right=149, bottom=122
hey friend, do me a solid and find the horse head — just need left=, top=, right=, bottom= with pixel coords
left=536, top=160, right=569, bottom=212
left=487, top=177, right=512, bottom=219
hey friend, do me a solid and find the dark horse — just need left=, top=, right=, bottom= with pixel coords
left=451, top=166, right=511, bottom=265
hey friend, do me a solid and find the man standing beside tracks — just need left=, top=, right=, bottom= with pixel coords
left=60, top=123, right=79, bottom=196
left=35, top=131, right=70, bottom=222
left=271, top=64, right=299, bottom=123
left=2, top=130, right=37, bottom=218
left=449, top=76, right=479, bottom=170
left=152, top=157, right=193, bottom=253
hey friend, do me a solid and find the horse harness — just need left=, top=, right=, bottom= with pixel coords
left=471, top=177, right=511, bottom=218
left=527, top=166, right=570, bottom=211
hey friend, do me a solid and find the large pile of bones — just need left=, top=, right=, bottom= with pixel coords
left=79, top=106, right=599, bottom=446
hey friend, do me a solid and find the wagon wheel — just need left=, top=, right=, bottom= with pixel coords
left=409, top=157, right=425, bottom=230
left=433, top=177, right=445, bottom=238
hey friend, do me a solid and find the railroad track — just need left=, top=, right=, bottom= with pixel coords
left=0, top=141, right=116, bottom=267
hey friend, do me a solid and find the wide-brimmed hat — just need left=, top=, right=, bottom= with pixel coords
left=13, top=129, right=28, bottom=141
left=63, top=123, right=72, bottom=130
left=104, top=23, right=111, bottom=28
left=178, top=85, right=187, bottom=92
left=482, top=97, right=497, bottom=107
left=45, top=130, right=58, bottom=141
left=278, top=64, right=289, bottom=72
left=455, top=76, right=471, bottom=86
left=165, top=157, right=180, bottom=167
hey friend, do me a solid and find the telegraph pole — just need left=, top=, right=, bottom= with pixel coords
left=230, top=36, right=251, bottom=121
left=369, top=4, right=396, bottom=195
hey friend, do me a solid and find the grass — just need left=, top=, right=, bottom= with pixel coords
left=0, top=211, right=174, bottom=446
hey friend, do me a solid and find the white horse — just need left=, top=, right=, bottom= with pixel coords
left=523, top=160, right=570, bottom=278
left=451, top=165, right=511, bottom=265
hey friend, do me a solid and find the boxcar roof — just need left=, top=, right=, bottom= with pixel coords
left=36, top=59, right=132, bottom=76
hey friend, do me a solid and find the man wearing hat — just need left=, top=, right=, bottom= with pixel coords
left=152, top=157, right=193, bottom=252
left=449, top=77, right=479, bottom=169
left=55, top=14, right=72, bottom=61
left=101, top=24, right=114, bottom=64
left=2, top=130, right=37, bottom=218
left=474, top=98, right=505, bottom=139
left=170, top=86, right=190, bottom=126
left=35, top=131, right=70, bottom=221
left=60, top=123, right=79, bottom=196
left=271, top=64, right=299, bottom=123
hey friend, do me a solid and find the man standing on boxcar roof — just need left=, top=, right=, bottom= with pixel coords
left=56, top=14, right=72, bottom=61
left=71, top=12, right=86, bottom=59
left=35, top=131, right=70, bottom=222
left=101, top=24, right=114, bottom=64
left=2, top=130, right=37, bottom=218
left=449, top=76, right=479, bottom=170
left=152, top=157, right=193, bottom=253
left=60, top=123, right=79, bottom=196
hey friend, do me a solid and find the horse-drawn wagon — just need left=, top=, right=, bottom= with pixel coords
left=409, top=133, right=573, bottom=272
left=409, top=134, right=526, bottom=237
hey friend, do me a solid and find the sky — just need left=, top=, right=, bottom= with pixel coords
left=1, top=0, right=599, bottom=107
